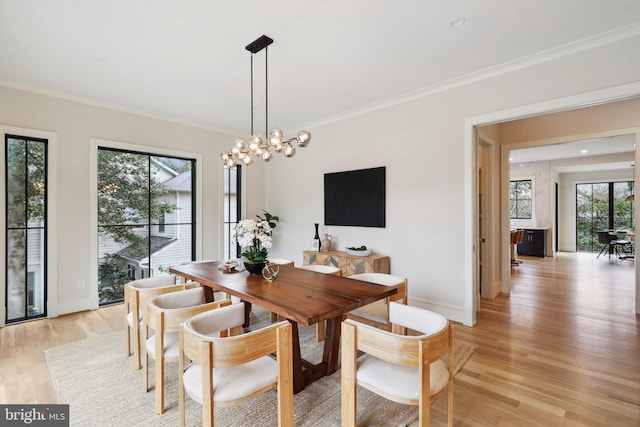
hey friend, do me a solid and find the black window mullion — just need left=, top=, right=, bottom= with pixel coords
left=5, top=135, right=48, bottom=323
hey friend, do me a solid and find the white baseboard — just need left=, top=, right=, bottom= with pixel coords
left=57, top=299, right=99, bottom=316
left=407, top=296, right=468, bottom=326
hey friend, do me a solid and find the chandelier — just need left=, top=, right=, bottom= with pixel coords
left=221, top=35, right=311, bottom=169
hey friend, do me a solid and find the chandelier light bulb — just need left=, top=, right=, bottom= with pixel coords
left=250, top=134, right=263, bottom=146
left=297, top=130, right=311, bottom=147
left=243, top=155, right=254, bottom=165
left=270, top=128, right=283, bottom=138
left=261, top=150, right=273, bottom=161
left=268, top=134, right=282, bottom=147
left=226, top=159, right=236, bottom=169
left=283, top=143, right=296, bottom=158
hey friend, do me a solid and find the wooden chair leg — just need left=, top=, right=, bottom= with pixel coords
left=277, top=325, right=294, bottom=427
left=341, top=323, right=357, bottom=427
left=155, top=335, right=165, bottom=414
left=142, top=326, right=149, bottom=392
left=125, top=323, right=131, bottom=358
left=133, top=321, right=142, bottom=369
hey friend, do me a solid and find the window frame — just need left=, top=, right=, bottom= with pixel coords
left=4, top=134, right=48, bottom=323
left=223, top=165, right=242, bottom=260
left=510, top=178, right=533, bottom=220
left=89, top=138, right=202, bottom=308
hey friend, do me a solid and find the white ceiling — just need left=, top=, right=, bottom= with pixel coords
left=1, top=1, right=640, bottom=136
left=509, top=134, right=636, bottom=164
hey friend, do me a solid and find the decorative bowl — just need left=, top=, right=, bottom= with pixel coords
left=345, top=247, right=372, bottom=257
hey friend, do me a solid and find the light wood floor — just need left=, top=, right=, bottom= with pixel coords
left=1, top=252, right=638, bottom=426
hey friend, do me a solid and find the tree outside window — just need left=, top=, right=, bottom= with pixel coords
left=97, top=148, right=195, bottom=304
left=510, top=179, right=532, bottom=219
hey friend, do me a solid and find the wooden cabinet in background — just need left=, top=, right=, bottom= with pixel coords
left=302, top=250, right=390, bottom=276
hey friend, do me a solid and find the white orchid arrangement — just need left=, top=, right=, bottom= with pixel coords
left=234, top=218, right=274, bottom=262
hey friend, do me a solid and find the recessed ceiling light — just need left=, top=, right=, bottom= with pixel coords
left=580, top=149, right=587, bottom=154
left=450, top=17, right=466, bottom=27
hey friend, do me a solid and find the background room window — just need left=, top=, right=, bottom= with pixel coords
left=223, top=165, right=241, bottom=260
left=97, top=147, right=196, bottom=304
left=5, top=134, right=47, bottom=323
left=510, top=179, right=532, bottom=219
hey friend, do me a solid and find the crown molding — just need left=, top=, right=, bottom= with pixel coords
left=301, top=22, right=640, bottom=131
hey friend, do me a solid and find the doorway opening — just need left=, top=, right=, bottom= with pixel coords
left=467, top=85, right=640, bottom=325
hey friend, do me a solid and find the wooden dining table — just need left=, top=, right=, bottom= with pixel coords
left=169, top=260, right=397, bottom=393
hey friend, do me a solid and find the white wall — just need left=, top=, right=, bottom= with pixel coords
left=262, top=32, right=640, bottom=324
left=2, top=30, right=640, bottom=324
left=0, top=87, right=238, bottom=319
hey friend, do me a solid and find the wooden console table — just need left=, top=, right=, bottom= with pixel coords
left=302, top=250, right=390, bottom=276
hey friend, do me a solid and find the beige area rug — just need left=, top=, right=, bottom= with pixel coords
left=45, top=307, right=474, bottom=426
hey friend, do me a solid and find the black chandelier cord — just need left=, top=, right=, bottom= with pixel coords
left=265, top=44, right=268, bottom=137
left=250, top=53, right=254, bottom=135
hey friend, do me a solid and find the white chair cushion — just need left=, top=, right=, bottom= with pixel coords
left=348, top=273, right=405, bottom=287
left=183, top=356, right=277, bottom=403
left=146, top=331, right=180, bottom=358
left=356, top=354, right=449, bottom=402
left=300, top=265, right=340, bottom=274
left=150, top=287, right=204, bottom=310
left=186, top=303, right=245, bottom=339
left=126, top=308, right=143, bottom=326
left=389, top=302, right=447, bottom=336
left=347, top=274, right=407, bottom=325
left=129, top=274, right=176, bottom=290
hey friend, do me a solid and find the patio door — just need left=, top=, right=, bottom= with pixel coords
left=576, top=181, right=634, bottom=252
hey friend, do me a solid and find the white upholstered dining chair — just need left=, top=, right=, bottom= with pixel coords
left=346, top=272, right=407, bottom=331
left=124, top=274, right=191, bottom=369
left=341, top=301, right=453, bottom=427
left=143, top=287, right=231, bottom=414
left=179, top=303, right=294, bottom=426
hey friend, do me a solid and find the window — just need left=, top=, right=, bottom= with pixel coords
left=576, top=181, right=634, bottom=252
left=510, top=179, right=532, bottom=219
left=159, top=214, right=166, bottom=234
left=223, top=166, right=241, bottom=260
left=5, top=134, right=47, bottom=323
left=97, top=147, right=196, bottom=304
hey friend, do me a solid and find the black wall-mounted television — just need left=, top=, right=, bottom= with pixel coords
left=324, top=166, right=385, bottom=227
